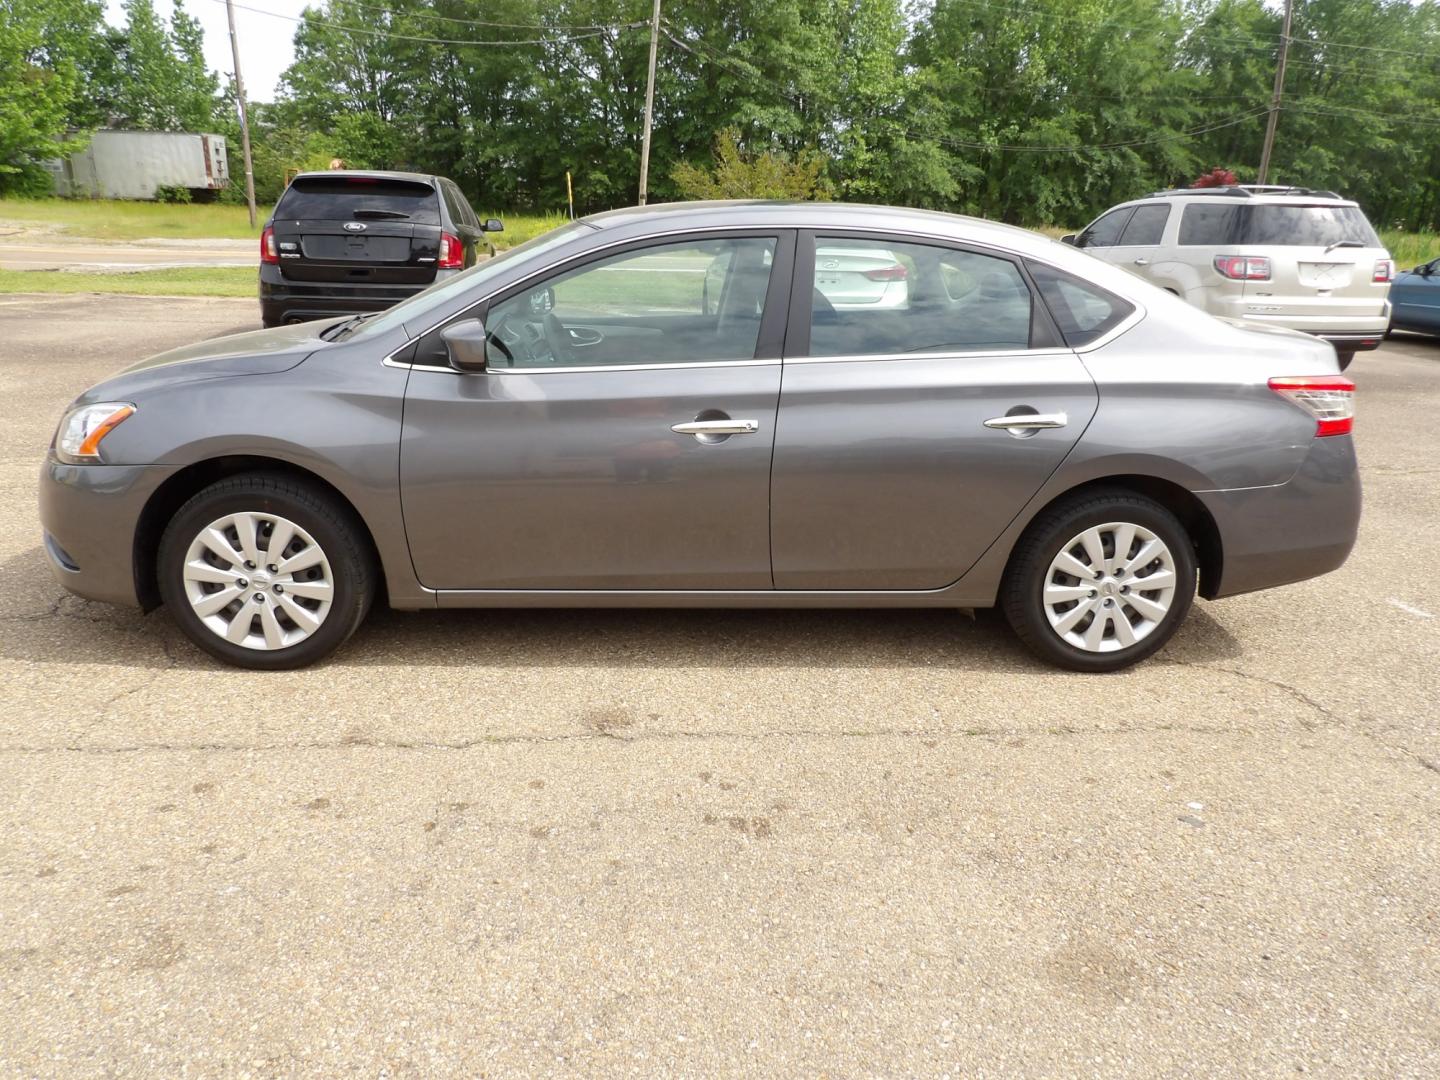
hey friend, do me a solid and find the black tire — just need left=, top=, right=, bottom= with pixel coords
left=1000, top=489, right=1196, bottom=673
left=1337, top=350, right=1355, bottom=371
left=157, top=474, right=375, bottom=670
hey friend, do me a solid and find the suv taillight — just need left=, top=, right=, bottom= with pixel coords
left=260, top=226, right=278, bottom=265
left=1373, top=259, right=1395, bottom=283
left=437, top=231, right=463, bottom=269
left=1269, top=376, right=1355, bottom=437
left=1214, top=255, right=1270, bottom=281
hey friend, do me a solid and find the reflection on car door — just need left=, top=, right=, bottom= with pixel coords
left=770, top=233, right=1099, bottom=589
left=399, top=232, right=794, bottom=591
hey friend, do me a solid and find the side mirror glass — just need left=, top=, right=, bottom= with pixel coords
left=483, top=218, right=504, bottom=232
left=1060, top=233, right=1077, bottom=246
left=1420, top=263, right=1434, bottom=277
left=441, top=319, right=489, bottom=373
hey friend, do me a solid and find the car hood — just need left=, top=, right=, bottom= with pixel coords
left=76, top=319, right=339, bottom=404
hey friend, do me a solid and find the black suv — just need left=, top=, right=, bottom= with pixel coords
left=259, top=170, right=502, bottom=327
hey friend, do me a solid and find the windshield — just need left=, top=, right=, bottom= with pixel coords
left=347, top=221, right=595, bottom=341
left=1240, top=205, right=1380, bottom=247
left=275, top=177, right=441, bottom=224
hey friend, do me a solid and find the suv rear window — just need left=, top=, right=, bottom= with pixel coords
left=1240, top=205, right=1380, bottom=247
left=274, top=177, right=440, bottom=224
left=1179, top=201, right=1379, bottom=247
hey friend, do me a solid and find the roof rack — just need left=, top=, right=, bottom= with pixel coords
left=1145, top=185, right=1346, bottom=200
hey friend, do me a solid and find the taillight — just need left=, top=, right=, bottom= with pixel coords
left=862, top=263, right=908, bottom=282
left=1213, top=255, right=1270, bottom=281
left=437, top=231, right=463, bottom=269
left=1373, top=259, right=1395, bottom=283
left=1268, top=376, right=1355, bottom=437
left=260, top=226, right=278, bottom=265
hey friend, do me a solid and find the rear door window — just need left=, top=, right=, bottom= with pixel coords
left=1178, top=203, right=1241, bottom=245
left=1239, top=205, right=1380, bottom=247
left=806, top=237, right=1033, bottom=357
left=1117, top=204, right=1170, bottom=246
left=274, top=177, right=441, bottom=224
left=1027, top=263, right=1134, bottom=347
left=1077, top=207, right=1134, bottom=249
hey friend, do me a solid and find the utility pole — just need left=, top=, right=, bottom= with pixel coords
left=225, top=0, right=258, bottom=228
left=637, top=0, right=662, bottom=205
left=1257, top=0, right=1294, bottom=186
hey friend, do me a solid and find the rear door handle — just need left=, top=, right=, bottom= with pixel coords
left=1133, top=257, right=1150, bottom=266
left=671, top=419, right=759, bottom=436
left=983, top=412, right=1068, bottom=431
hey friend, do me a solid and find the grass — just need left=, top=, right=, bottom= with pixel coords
left=0, top=197, right=572, bottom=249
left=0, top=267, right=254, bottom=297
left=0, top=197, right=262, bottom=240
left=1380, top=229, right=1440, bottom=269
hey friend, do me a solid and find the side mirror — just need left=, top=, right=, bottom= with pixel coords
left=1060, top=233, right=1077, bottom=246
left=440, top=319, right=489, bottom=373
left=1419, top=263, right=1434, bottom=277
left=483, top=218, right=504, bottom=232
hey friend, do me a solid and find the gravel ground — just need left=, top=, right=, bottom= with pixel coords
left=1, top=294, right=1438, bottom=1077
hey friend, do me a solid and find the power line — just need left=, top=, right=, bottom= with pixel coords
left=270, top=0, right=624, bottom=32
left=664, top=26, right=1270, bottom=156
left=202, top=0, right=637, bottom=48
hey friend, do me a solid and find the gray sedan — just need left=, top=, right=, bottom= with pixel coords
left=39, top=201, right=1360, bottom=672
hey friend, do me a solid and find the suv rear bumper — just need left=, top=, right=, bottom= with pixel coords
left=1218, top=309, right=1389, bottom=352
left=259, top=264, right=456, bottom=324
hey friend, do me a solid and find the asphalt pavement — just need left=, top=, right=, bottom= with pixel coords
left=1, top=294, right=1438, bottom=1077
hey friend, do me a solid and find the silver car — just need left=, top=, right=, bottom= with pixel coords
left=1066, top=185, right=1392, bottom=368
left=39, top=201, right=1360, bottom=672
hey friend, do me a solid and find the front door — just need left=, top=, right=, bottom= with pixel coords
left=771, top=234, right=1100, bottom=590
left=400, top=232, right=792, bottom=590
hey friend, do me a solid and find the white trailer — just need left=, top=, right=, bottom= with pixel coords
left=45, top=131, right=230, bottom=200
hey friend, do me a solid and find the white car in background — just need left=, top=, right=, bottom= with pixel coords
left=1066, top=185, right=1393, bottom=368
left=815, top=245, right=910, bottom=308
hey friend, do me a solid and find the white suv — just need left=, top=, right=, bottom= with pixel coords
left=1066, top=185, right=1393, bottom=368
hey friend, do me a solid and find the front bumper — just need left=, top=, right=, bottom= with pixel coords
left=1197, top=434, right=1361, bottom=599
left=37, top=459, right=174, bottom=608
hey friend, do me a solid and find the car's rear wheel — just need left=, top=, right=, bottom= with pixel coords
left=157, top=474, right=374, bottom=670
left=1000, top=491, right=1196, bottom=672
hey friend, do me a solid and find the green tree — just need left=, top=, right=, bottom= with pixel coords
left=108, top=0, right=221, bottom=131
left=0, top=0, right=107, bottom=194
left=671, top=127, right=829, bottom=199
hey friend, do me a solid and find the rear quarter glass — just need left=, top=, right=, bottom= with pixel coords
left=275, top=178, right=441, bottom=225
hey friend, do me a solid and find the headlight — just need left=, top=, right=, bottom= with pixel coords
left=54, top=402, right=136, bottom=464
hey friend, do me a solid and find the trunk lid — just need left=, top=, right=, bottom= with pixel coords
left=270, top=175, right=442, bottom=285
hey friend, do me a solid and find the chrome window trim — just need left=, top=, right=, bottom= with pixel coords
left=391, top=356, right=779, bottom=376
left=380, top=219, right=1147, bottom=369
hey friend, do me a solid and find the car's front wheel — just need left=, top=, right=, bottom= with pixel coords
left=1000, top=491, right=1196, bottom=672
left=157, top=474, right=375, bottom=670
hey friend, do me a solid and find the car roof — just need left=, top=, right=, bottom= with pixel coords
left=582, top=200, right=1063, bottom=259
left=289, top=169, right=440, bottom=186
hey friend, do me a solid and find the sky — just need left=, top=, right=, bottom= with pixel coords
left=104, top=0, right=312, bottom=104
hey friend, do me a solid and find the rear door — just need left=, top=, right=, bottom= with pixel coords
left=1239, top=203, right=1388, bottom=321
left=1106, top=203, right=1171, bottom=284
left=769, top=234, right=1100, bottom=590
left=270, top=176, right=442, bottom=285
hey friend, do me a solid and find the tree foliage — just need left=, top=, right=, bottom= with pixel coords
left=12, top=0, right=1440, bottom=230
left=671, top=128, right=829, bottom=200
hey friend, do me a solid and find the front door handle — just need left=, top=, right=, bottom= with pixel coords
left=1133, top=257, right=1150, bottom=266
left=983, top=412, right=1068, bottom=431
left=671, top=419, right=759, bottom=436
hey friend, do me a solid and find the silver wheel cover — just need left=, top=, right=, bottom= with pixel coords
left=181, top=512, right=334, bottom=651
left=1042, top=521, right=1178, bottom=653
